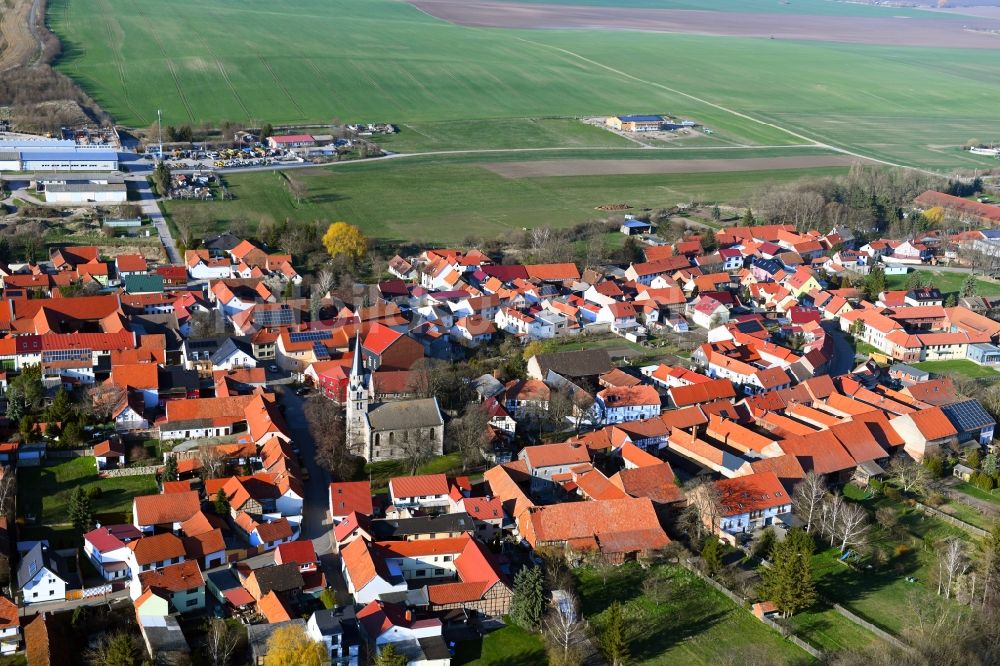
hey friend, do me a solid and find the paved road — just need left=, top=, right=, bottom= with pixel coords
left=20, top=588, right=131, bottom=617
left=274, top=385, right=331, bottom=545
left=129, top=177, right=180, bottom=265
left=823, top=321, right=857, bottom=376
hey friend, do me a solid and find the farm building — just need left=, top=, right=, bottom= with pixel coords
left=0, top=138, right=119, bottom=171
left=266, top=134, right=315, bottom=150
left=606, top=115, right=663, bottom=132
left=620, top=219, right=652, bottom=235
left=39, top=173, right=127, bottom=204
left=914, top=190, right=1000, bottom=226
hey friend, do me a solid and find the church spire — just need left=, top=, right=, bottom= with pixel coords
left=351, top=330, right=363, bottom=379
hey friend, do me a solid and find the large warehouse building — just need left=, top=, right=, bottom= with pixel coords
left=0, top=137, right=119, bottom=172
left=36, top=173, right=127, bottom=205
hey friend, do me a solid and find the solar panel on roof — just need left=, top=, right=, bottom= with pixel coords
left=288, top=330, right=331, bottom=343
left=943, top=400, right=995, bottom=431
left=255, top=308, right=294, bottom=327
left=312, top=341, right=330, bottom=360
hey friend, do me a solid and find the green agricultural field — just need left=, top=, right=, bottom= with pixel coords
left=49, top=0, right=1000, bottom=169
left=163, top=153, right=848, bottom=244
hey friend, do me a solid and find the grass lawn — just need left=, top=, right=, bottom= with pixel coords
left=452, top=622, right=546, bottom=666
left=786, top=605, right=882, bottom=655
left=885, top=270, right=1000, bottom=298
left=163, top=153, right=848, bottom=244
left=364, top=452, right=465, bottom=486
left=913, top=360, right=1000, bottom=379
left=575, top=563, right=814, bottom=664
left=812, top=484, right=969, bottom=635
left=17, top=456, right=158, bottom=527
left=937, top=500, right=996, bottom=531
left=954, top=481, right=1000, bottom=506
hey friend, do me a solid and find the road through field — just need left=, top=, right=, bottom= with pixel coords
left=504, top=35, right=940, bottom=176
left=482, top=155, right=869, bottom=178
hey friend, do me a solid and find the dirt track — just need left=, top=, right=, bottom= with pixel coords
left=483, top=155, right=869, bottom=178
left=0, top=0, right=41, bottom=70
left=410, top=0, right=1000, bottom=48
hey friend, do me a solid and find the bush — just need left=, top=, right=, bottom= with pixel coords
left=319, top=588, right=336, bottom=610
left=85, top=486, right=103, bottom=499
left=973, top=471, right=996, bottom=491
left=883, top=485, right=902, bottom=502
left=925, top=492, right=945, bottom=507
left=924, top=455, right=945, bottom=478
left=894, top=544, right=909, bottom=557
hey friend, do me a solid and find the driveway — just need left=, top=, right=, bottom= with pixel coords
left=128, top=177, right=180, bottom=265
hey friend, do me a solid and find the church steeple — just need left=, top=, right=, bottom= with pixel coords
left=346, top=331, right=369, bottom=456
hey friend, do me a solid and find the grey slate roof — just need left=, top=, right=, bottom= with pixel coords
left=372, top=512, right=475, bottom=540
left=366, top=397, right=443, bottom=432
left=17, top=543, right=61, bottom=589
left=210, top=337, right=255, bottom=367
left=251, top=563, right=305, bottom=595
left=248, top=619, right=307, bottom=661
left=532, top=349, right=613, bottom=379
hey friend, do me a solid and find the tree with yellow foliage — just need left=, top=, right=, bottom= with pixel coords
left=924, top=206, right=945, bottom=226
left=263, top=624, right=325, bottom=666
left=322, top=221, right=367, bottom=262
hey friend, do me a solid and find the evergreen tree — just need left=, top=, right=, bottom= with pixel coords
left=48, top=388, right=73, bottom=422
left=711, top=204, right=721, bottom=222
left=373, top=643, right=407, bottom=666
left=862, top=267, right=886, bottom=301
left=598, top=601, right=630, bottom=666
left=700, top=229, right=717, bottom=252
left=962, top=273, right=978, bottom=298
left=510, top=566, right=545, bottom=631
left=68, top=486, right=93, bottom=534
left=214, top=488, right=230, bottom=516
left=701, top=538, right=723, bottom=576
left=741, top=207, right=756, bottom=227
left=164, top=455, right=179, bottom=482
left=944, top=293, right=958, bottom=307
left=759, top=528, right=816, bottom=617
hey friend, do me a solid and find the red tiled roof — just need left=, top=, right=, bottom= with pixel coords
left=274, top=540, right=317, bottom=566
left=134, top=491, right=200, bottom=527
left=715, top=471, right=789, bottom=516
left=127, top=533, right=185, bottom=566
left=137, top=560, right=204, bottom=594
left=520, top=497, right=668, bottom=553
left=908, top=407, right=959, bottom=441
left=330, top=481, right=374, bottom=517
left=389, top=473, right=449, bottom=499
left=610, top=463, right=683, bottom=504
left=670, top=378, right=736, bottom=407
left=521, top=442, right=590, bottom=469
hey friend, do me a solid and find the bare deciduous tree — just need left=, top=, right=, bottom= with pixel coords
left=681, top=478, right=723, bottom=544
left=198, top=445, right=226, bottom=480
left=793, top=471, right=826, bottom=534
left=544, top=592, right=586, bottom=666
left=888, top=456, right=929, bottom=494
left=205, top=618, right=240, bottom=666
left=938, top=538, right=969, bottom=600
left=835, top=502, right=871, bottom=554
left=447, top=403, right=489, bottom=472
left=83, top=382, right=126, bottom=422
left=0, top=470, right=15, bottom=518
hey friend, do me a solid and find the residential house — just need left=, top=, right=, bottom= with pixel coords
left=595, top=384, right=661, bottom=424
left=17, top=543, right=68, bottom=604
left=131, top=560, right=206, bottom=613
left=709, top=472, right=791, bottom=545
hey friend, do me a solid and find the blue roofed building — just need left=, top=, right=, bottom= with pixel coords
left=607, top=115, right=664, bottom=132
left=941, top=399, right=996, bottom=446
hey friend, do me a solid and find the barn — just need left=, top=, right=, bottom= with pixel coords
left=606, top=115, right=663, bottom=132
